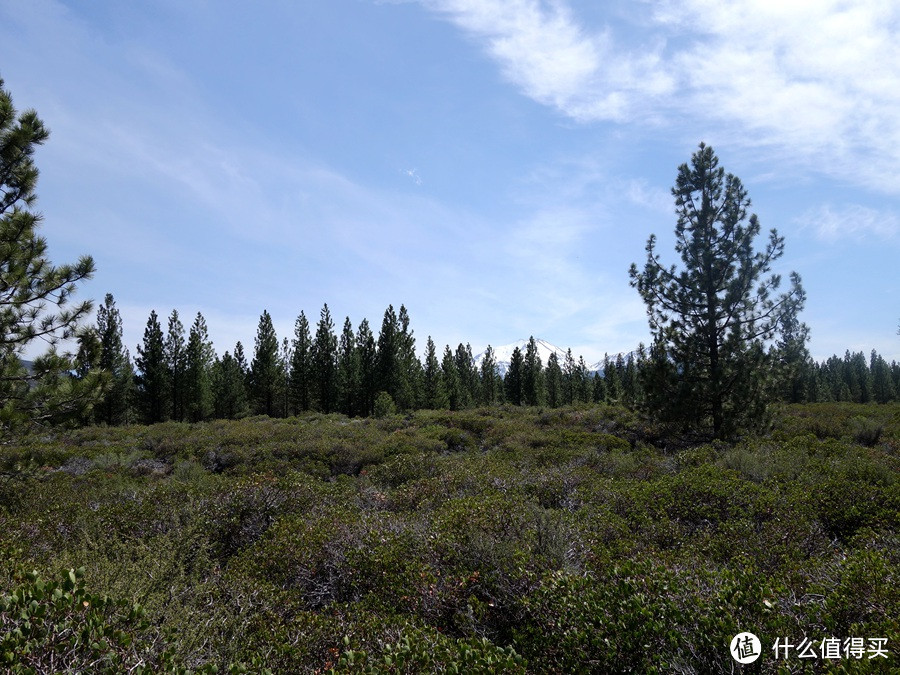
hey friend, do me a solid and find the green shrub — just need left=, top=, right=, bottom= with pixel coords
left=652, top=465, right=769, bottom=529
left=851, top=415, right=884, bottom=447
left=817, top=546, right=900, bottom=637
left=332, top=629, right=526, bottom=674
left=515, top=563, right=682, bottom=673
left=814, top=478, right=898, bottom=540
left=0, top=567, right=153, bottom=674
left=1, top=403, right=898, bottom=672
left=373, top=392, right=396, bottom=418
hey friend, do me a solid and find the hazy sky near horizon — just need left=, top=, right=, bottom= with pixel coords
left=2, top=0, right=898, bottom=363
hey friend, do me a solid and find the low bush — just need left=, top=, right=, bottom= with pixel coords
left=0, top=402, right=897, bottom=672
left=0, top=566, right=156, bottom=674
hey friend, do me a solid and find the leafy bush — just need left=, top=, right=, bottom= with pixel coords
left=332, top=629, right=526, bottom=674
left=373, top=391, right=396, bottom=418
left=814, top=478, right=897, bottom=540
left=851, top=415, right=884, bottom=447
left=0, top=567, right=154, bottom=674
left=0, top=402, right=897, bottom=672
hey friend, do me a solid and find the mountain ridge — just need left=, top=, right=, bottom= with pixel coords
left=473, top=339, right=616, bottom=376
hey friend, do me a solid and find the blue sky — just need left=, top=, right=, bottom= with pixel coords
left=2, top=0, right=898, bottom=363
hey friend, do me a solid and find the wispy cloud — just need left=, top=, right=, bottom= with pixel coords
left=421, top=0, right=673, bottom=122
left=796, top=203, right=900, bottom=243
left=657, top=0, right=900, bottom=193
left=421, top=0, right=900, bottom=193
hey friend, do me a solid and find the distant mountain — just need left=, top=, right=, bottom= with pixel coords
left=473, top=340, right=636, bottom=376
left=474, top=339, right=596, bottom=376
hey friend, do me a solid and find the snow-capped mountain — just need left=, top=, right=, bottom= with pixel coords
left=474, top=339, right=595, bottom=376
left=473, top=340, right=637, bottom=376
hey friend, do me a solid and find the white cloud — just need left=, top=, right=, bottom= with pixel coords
left=796, top=203, right=900, bottom=242
left=658, top=0, right=900, bottom=192
left=622, top=178, right=671, bottom=214
left=421, top=0, right=900, bottom=193
left=422, top=0, right=674, bottom=122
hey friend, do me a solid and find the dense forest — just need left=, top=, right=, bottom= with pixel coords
left=82, top=294, right=900, bottom=429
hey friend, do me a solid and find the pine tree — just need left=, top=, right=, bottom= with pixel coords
left=356, top=319, right=377, bottom=417
left=870, top=350, right=895, bottom=404
left=453, top=343, right=475, bottom=409
left=423, top=336, right=445, bottom=409
left=441, top=345, right=461, bottom=410
left=249, top=310, right=280, bottom=416
left=602, top=354, right=620, bottom=402
left=820, top=355, right=843, bottom=401
left=184, top=312, right=215, bottom=422
left=0, top=77, right=101, bottom=431
left=545, top=351, right=562, bottom=407
left=772, top=312, right=812, bottom=403
left=845, top=351, right=871, bottom=403
left=278, top=337, right=291, bottom=418
left=94, top=293, right=134, bottom=425
left=479, top=345, right=500, bottom=405
left=621, top=353, right=638, bottom=404
left=505, top=346, right=524, bottom=406
left=289, top=311, right=313, bottom=413
left=376, top=305, right=399, bottom=401
left=312, top=303, right=338, bottom=413
left=630, top=143, right=805, bottom=438
left=465, top=344, right=480, bottom=405
left=576, top=355, right=592, bottom=403
left=135, top=311, right=167, bottom=424
left=337, top=317, right=358, bottom=416
left=523, top=336, right=544, bottom=406
left=234, top=341, right=249, bottom=382
left=591, top=371, right=606, bottom=403
left=395, top=305, right=422, bottom=410
left=212, top=349, right=248, bottom=419
left=164, top=310, right=186, bottom=421
left=891, top=361, right=900, bottom=401
left=562, top=349, right=577, bottom=405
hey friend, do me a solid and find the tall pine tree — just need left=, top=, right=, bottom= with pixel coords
left=523, top=336, right=544, bottom=406
left=165, top=310, right=186, bottom=421
left=184, top=312, right=214, bottom=422
left=312, top=304, right=338, bottom=413
left=376, top=305, right=399, bottom=401
left=441, top=345, right=461, bottom=410
left=395, top=305, right=422, bottom=410
left=545, top=351, right=562, bottom=408
left=562, top=349, right=577, bottom=405
left=212, top=348, right=248, bottom=419
left=505, top=346, right=524, bottom=406
left=479, top=345, right=500, bottom=405
left=423, top=336, right=445, bottom=409
left=94, top=293, right=134, bottom=425
left=337, top=316, right=358, bottom=416
left=135, top=311, right=167, bottom=424
left=278, top=337, right=291, bottom=417
left=630, top=143, right=805, bottom=438
left=289, top=311, right=313, bottom=413
left=249, top=310, right=280, bottom=416
left=356, top=319, right=377, bottom=417
left=0, top=77, right=101, bottom=431
left=454, top=343, right=476, bottom=409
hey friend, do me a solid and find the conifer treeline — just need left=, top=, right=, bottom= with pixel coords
left=85, top=295, right=900, bottom=426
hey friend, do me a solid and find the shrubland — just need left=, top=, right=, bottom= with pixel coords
left=1, top=402, right=897, bottom=672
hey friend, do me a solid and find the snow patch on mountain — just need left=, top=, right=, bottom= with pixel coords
left=472, top=340, right=642, bottom=376
left=474, top=339, right=602, bottom=376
